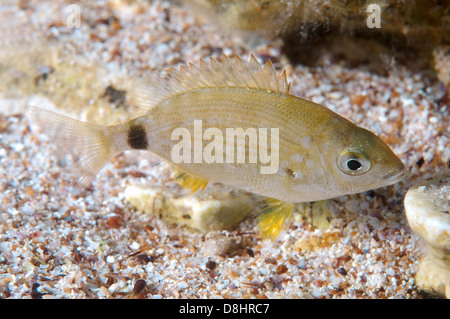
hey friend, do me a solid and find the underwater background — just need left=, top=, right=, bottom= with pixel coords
left=0, top=0, right=449, bottom=299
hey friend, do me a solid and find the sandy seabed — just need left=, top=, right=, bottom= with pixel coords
left=0, top=0, right=449, bottom=299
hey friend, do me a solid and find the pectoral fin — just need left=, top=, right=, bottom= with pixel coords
left=257, top=198, right=294, bottom=240
left=172, top=168, right=208, bottom=193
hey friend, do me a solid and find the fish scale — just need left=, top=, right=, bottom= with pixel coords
left=146, top=89, right=312, bottom=194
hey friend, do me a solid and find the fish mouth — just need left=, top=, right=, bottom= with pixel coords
left=383, top=166, right=407, bottom=184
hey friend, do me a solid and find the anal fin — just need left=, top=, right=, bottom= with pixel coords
left=172, top=168, right=209, bottom=193
left=257, top=198, right=294, bottom=241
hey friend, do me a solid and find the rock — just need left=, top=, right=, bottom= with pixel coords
left=404, top=171, right=450, bottom=298
left=125, top=184, right=254, bottom=232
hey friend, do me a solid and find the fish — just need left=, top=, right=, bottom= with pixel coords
left=27, top=54, right=406, bottom=240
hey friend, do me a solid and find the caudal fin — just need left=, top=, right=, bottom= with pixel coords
left=27, top=106, right=113, bottom=187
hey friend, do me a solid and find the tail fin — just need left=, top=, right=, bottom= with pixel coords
left=27, top=106, right=114, bottom=187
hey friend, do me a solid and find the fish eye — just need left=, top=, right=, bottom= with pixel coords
left=338, top=150, right=371, bottom=175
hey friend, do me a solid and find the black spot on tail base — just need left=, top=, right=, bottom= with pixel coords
left=128, top=123, right=148, bottom=150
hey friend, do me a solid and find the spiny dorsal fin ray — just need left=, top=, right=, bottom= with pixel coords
left=128, top=54, right=291, bottom=117
left=257, top=198, right=294, bottom=241
left=248, top=54, right=268, bottom=90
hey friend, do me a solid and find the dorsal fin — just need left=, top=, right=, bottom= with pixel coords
left=166, top=54, right=290, bottom=94
left=128, top=54, right=290, bottom=116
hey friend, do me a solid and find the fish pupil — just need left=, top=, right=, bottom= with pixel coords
left=346, top=159, right=362, bottom=171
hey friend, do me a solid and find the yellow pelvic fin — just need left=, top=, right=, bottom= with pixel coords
left=257, top=198, right=294, bottom=241
left=172, top=169, right=209, bottom=193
